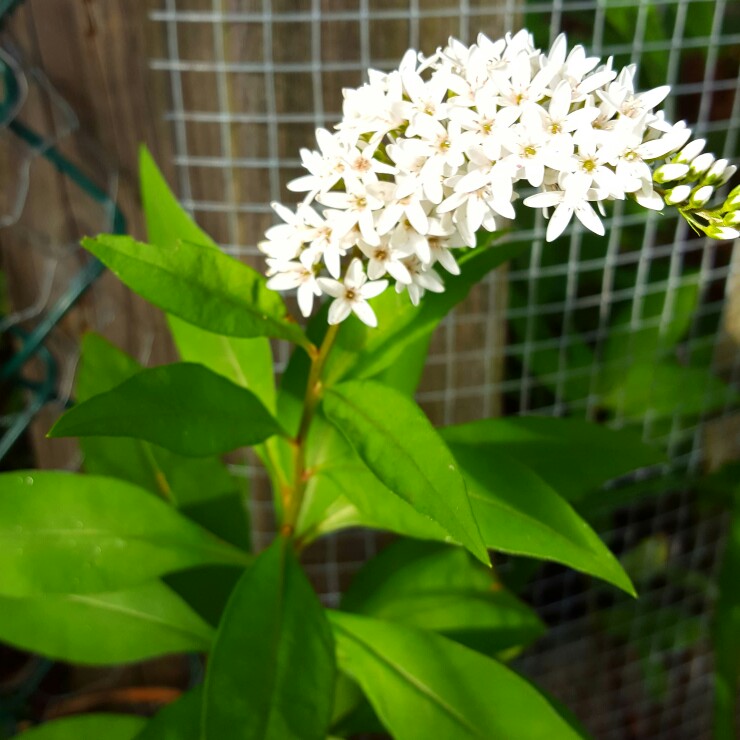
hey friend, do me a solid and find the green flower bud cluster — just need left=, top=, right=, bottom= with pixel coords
left=653, top=139, right=739, bottom=240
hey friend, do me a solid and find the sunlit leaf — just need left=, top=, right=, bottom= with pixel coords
left=0, top=471, right=248, bottom=597
left=0, top=581, right=213, bottom=664
left=82, top=234, right=309, bottom=350
left=342, top=539, right=544, bottom=655
left=51, top=362, right=284, bottom=457
left=323, top=380, right=489, bottom=565
left=76, top=333, right=249, bottom=548
left=330, top=611, right=586, bottom=739
left=441, top=443, right=635, bottom=595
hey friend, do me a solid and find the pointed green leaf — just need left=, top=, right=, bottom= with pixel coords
left=168, top=316, right=276, bottom=413
left=15, top=714, right=146, bottom=739
left=342, top=539, right=544, bottom=655
left=0, top=581, right=213, bottom=665
left=75, top=333, right=249, bottom=548
left=140, top=146, right=217, bottom=249
left=51, top=362, right=283, bottom=457
left=135, top=687, right=202, bottom=740
left=441, top=417, right=664, bottom=504
left=0, top=471, right=248, bottom=597
left=322, top=380, right=489, bottom=565
left=82, top=234, right=309, bottom=350
left=203, top=538, right=335, bottom=740
left=330, top=611, right=585, bottom=740
left=139, top=147, right=277, bottom=417
left=298, top=414, right=448, bottom=544
left=441, top=445, right=635, bottom=595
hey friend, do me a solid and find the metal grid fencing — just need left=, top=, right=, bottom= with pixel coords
left=147, top=1, right=740, bottom=737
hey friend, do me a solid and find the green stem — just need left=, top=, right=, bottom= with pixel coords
left=281, top=324, right=340, bottom=536
left=141, top=443, right=175, bottom=503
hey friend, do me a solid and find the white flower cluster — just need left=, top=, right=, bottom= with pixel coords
left=260, top=30, right=736, bottom=327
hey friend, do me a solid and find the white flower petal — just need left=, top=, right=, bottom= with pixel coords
left=351, top=299, right=378, bottom=327
left=297, top=282, right=315, bottom=317
left=574, top=202, right=605, bottom=235
left=316, top=277, right=344, bottom=298
left=546, top=203, right=574, bottom=242
left=360, top=279, right=389, bottom=299
left=328, top=298, right=352, bottom=325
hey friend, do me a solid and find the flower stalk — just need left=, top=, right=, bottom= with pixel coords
left=281, top=323, right=340, bottom=537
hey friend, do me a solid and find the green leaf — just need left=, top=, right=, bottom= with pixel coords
left=164, top=564, right=244, bottom=628
left=440, top=444, right=635, bottom=595
left=372, top=332, right=433, bottom=396
left=76, top=333, right=141, bottom=400
left=76, top=334, right=250, bottom=548
left=298, top=414, right=448, bottom=545
left=329, top=672, right=386, bottom=738
left=330, top=611, right=586, bottom=739
left=441, top=416, right=664, bottom=504
left=16, top=714, right=146, bottom=740
left=168, top=315, right=276, bottom=413
left=50, top=362, right=283, bottom=457
left=140, top=146, right=217, bottom=250
left=603, top=361, right=737, bottom=419
left=0, top=471, right=248, bottom=597
left=341, top=539, right=543, bottom=655
left=323, top=380, right=489, bottom=565
left=82, top=234, right=309, bottom=350
left=327, top=239, right=524, bottom=384
left=135, top=687, right=202, bottom=740
left=140, top=145, right=277, bottom=462
left=203, top=538, right=335, bottom=740
left=713, top=501, right=740, bottom=740
left=0, top=581, right=213, bottom=665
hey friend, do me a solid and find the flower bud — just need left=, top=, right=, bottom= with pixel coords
left=718, top=164, right=738, bottom=187
left=724, top=211, right=740, bottom=228
left=664, top=185, right=691, bottom=205
left=674, top=138, right=705, bottom=164
left=725, top=185, right=740, bottom=211
left=689, top=185, right=713, bottom=208
left=706, top=224, right=740, bottom=240
left=689, top=152, right=715, bottom=178
left=701, top=158, right=729, bottom=185
left=653, top=163, right=690, bottom=183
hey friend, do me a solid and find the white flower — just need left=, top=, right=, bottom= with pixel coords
left=358, top=237, right=413, bottom=283
left=261, top=31, right=737, bottom=325
left=395, top=255, right=445, bottom=305
left=317, top=183, right=390, bottom=246
left=317, top=259, right=388, bottom=326
left=258, top=202, right=308, bottom=261
left=524, top=173, right=604, bottom=242
left=266, top=260, right=321, bottom=317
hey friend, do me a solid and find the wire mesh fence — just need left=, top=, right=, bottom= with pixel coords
left=1, top=0, right=737, bottom=736
left=146, top=1, right=740, bottom=737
